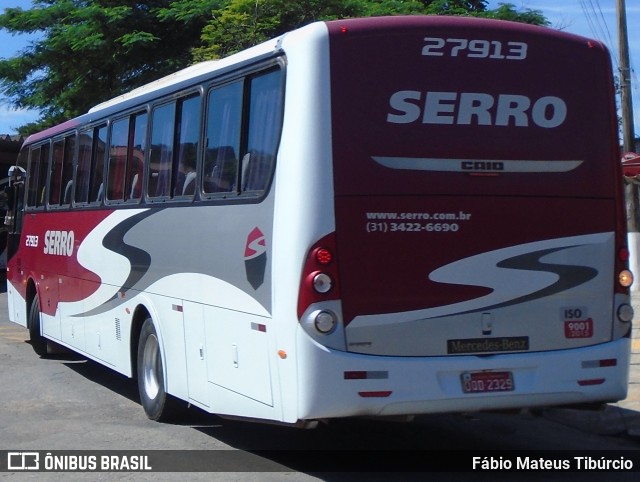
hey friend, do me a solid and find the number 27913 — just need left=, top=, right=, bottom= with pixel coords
left=422, top=37, right=527, bottom=60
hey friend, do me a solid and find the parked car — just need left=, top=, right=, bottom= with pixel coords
left=622, top=152, right=640, bottom=177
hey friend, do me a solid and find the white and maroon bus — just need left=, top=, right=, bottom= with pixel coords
left=4, top=15, right=634, bottom=426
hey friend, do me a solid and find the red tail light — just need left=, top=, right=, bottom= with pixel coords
left=297, top=233, right=341, bottom=319
left=616, top=245, right=633, bottom=293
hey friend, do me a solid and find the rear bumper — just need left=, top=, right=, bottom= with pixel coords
left=296, top=329, right=630, bottom=420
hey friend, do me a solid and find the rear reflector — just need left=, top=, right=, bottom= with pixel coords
left=577, top=379, right=605, bottom=386
left=581, top=359, right=617, bottom=368
left=344, top=371, right=389, bottom=380
left=358, top=391, right=392, bottom=398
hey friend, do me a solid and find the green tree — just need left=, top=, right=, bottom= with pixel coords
left=479, top=2, right=549, bottom=25
left=423, top=0, right=489, bottom=15
left=194, top=0, right=362, bottom=61
left=0, top=0, right=215, bottom=133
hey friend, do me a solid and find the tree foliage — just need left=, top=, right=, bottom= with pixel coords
left=0, top=1, right=548, bottom=134
left=0, top=0, right=213, bottom=132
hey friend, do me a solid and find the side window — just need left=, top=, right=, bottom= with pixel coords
left=75, top=129, right=94, bottom=204
left=107, top=117, right=129, bottom=202
left=77, top=125, right=107, bottom=204
left=49, top=139, right=64, bottom=206
left=204, top=81, right=242, bottom=195
left=27, top=143, right=50, bottom=209
left=147, top=95, right=200, bottom=200
left=241, top=69, right=283, bottom=192
left=148, top=102, right=176, bottom=198
left=173, top=95, right=201, bottom=197
left=26, top=146, right=42, bottom=208
left=125, top=112, right=147, bottom=201
left=89, top=126, right=108, bottom=203
left=61, top=135, right=75, bottom=205
left=48, top=135, right=76, bottom=207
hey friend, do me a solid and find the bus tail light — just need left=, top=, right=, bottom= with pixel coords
left=616, top=246, right=633, bottom=291
left=618, top=269, right=633, bottom=288
left=297, top=233, right=341, bottom=319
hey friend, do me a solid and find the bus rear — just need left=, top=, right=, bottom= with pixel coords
left=294, top=16, right=632, bottom=419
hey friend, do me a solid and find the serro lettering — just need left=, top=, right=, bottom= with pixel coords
left=387, top=90, right=567, bottom=128
left=43, top=230, right=75, bottom=256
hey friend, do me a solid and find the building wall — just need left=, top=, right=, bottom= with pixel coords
left=0, top=135, right=24, bottom=179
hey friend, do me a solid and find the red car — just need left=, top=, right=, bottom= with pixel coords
left=622, top=152, right=640, bottom=176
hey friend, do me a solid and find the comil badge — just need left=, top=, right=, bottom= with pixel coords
left=244, top=227, right=267, bottom=289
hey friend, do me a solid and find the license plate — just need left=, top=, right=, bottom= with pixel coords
left=461, top=371, right=514, bottom=394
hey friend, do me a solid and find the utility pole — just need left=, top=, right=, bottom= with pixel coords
left=619, top=0, right=640, bottom=307
left=618, top=0, right=635, bottom=153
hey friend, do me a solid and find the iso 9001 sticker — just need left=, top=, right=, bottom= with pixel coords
left=562, top=307, right=593, bottom=339
left=461, top=371, right=514, bottom=394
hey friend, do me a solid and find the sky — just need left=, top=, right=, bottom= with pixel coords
left=0, top=0, right=638, bottom=139
left=487, top=0, right=640, bottom=147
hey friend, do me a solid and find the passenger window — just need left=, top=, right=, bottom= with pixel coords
left=107, top=118, right=129, bottom=201
left=89, top=126, right=107, bottom=203
left=148, top=102, right=176, bottom=198
left=75, top=129, right=93, bottom=204
left=49, top=139, right=64, bottom=206
left=173, top=95, right=201, bottom=197
left=31, top=144, right=50, bottom=208
left=26, top=145, right=46, bottom=208
left=241, top=69, right=283, bottom=193
left=204, top=82, right=242, bottom=195
left=61, top=135, right=75, bottom=205
left=125, top=112, right=147, bottom=201
left=49, top=135, right=76, bottom=207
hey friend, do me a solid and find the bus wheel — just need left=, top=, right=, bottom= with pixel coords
left=28, top=297, right=48, bottom=357
left=137, top=318, right=175, bottom=421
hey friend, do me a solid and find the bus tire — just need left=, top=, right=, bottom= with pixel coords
left=137, top=317, right=176, bottom=422
left=28, top=296, right=48, bottom=357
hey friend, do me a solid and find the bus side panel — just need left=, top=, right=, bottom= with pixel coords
left=115, top=198, right=278, bottom=416
left=206, top=305, right=273, bottom=407
left=141, top=290, right=189, bottom=401
left=59, top=275, right=85, bottom=350
left=273, top=22, right=335, bottom=423
left=183, top=300, right=209, bottom=407
left=6, top=280, right=27, bottom=327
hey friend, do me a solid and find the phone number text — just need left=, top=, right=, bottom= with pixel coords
left=366, top=222, right=460, bottom=233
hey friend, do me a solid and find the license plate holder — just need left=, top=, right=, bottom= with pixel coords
left=461, top=371, right=514, bottom=394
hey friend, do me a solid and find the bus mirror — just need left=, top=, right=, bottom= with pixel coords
left=8, top=165, right=26, bottom=186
